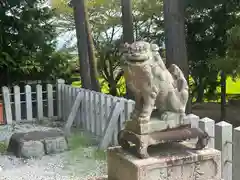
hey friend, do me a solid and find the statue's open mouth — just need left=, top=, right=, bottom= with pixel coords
left=126, top=54, right=149, bottom=64
left=128, top=58, right=146, bottom=63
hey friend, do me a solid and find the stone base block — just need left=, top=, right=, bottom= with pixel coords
left=124, top=119, right=189, bottom=135
left=107, top=143, right=221, bottom=180
left=125, top=111, right=188, bottom=134
left=7, top=130, right=68, bottom=158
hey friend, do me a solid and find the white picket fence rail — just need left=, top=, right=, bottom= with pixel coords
left=1, top=83, right=57, bottom=124
left=1, top=79, right=240, bottom=180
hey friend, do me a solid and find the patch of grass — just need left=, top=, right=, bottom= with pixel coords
left=68, top=131, right=94, bottom=150
left=93, top=149, right=106, bottom=160
left=67, top=131, right=106, bottom=161
left=216, top=77, right=240, bottom=94
left=0, top=141, right=7, bottom=153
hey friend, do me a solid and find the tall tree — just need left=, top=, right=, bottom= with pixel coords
left=121, top=0, right=134, bottom=99
left=163, top=0, right=190, bottom=112
left=71, top=0, right=91, bottom=89
left=163, top=0, right=188, bottom=79
left=121, top=0, right=134, bottom=43
left=84, top=3, right=100, bottom=92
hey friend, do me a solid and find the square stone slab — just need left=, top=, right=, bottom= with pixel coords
left=7, top=129, right=68, bottom=158
left=107, top=142, right=221, bottom=180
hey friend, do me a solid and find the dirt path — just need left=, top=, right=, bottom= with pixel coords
left=0, top=147, right=106, bottom=180
left=0, top=124, right=107, bottom=180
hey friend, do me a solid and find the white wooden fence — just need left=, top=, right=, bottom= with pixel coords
left=57, top=79, right=134, bottom=147
left=1, top=83, right=57, bottom=124
left=1, top=79, right=240, bottom=180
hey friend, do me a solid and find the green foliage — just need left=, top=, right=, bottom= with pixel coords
left=184, top=0, right=240, bottom=102
left=53, top=0, right=240, bottom=102
left=0, top=141, right=7, bottom=154
left=53, top=0, right=164, bottom=96
left=71, top=76, right=126, bottom=96
left=0, top=0, right=72, bottom=84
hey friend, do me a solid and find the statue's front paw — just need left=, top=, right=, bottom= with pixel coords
left=138, top=114, right=150, bottom=123
left=130, top=111, right=139, bottom=120
left=160, top=112, right=169, bottom=121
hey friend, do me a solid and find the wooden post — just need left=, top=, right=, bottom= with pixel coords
left=47, top=84, right=54, bottom=118
left=81, top=89, right=87, bottom=129
left=57, top=79, right=65, bottom=120
left=99, top=100, right=123, bottom=149
left=98, top=93, right=104, bottom=136
left=63, top=85, right=68, bottom=121
left=119, top=99, right=126, bottom=132
left=64, top=92, right=83, bottom=135
left=13, top=86, right=21, bottom=122
left=190, top=114, right=200, bottom=128
left=215, top=121, right=232, bottom=180
left=88, top=90, right=94, bottom=133
left=199, top=117, right=215, bottom=149
left=93, top=92, right=99, bottom=136
left=36, top=84, right=43, bottom=121
left=2, top=86, right=12, bottom=124
left=85, top=90, right=90, bottom=131
left=233, top=127, right=240, bottom=180
left=25, top=85, right=33, bottom=122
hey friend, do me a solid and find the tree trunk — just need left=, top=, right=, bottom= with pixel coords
left=72, top=0, right=91, bottom=89
left=218, top=4, right=227, bottom=121
left=121, top=0, right=134, bottom=43
left=163, top=0, right=188, bottom=78
left=196, top=77, right=205, bottom=103
left=163, top=0, right=191, bottom=113
left=220, top=71, right=226, bottom=121
left=84, top=2, right=101, bottom=92
left=121, top=0, right=134, bottom=100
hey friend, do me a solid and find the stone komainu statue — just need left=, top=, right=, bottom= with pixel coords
left=118, top=41, right=208, bottom=159
left=120, top=41, right=189, bottom=123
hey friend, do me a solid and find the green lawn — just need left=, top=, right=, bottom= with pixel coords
left=220, top=77, right=240, bottom=94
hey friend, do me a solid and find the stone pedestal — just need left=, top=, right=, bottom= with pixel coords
left=107, top=142, right=221, bottom=180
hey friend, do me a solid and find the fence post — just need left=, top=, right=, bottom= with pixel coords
left=184, top=114, right=200, bottom=144
left=99, top=100, right=123, bottom=149
left=25, top=85, right=33, bottom=122
left=47, top=84, right=54, bottom=118
left=199, top=117, right=215, bottom=149
left=64, top=92, right=83, bottom=134
left=215, top=121, right=232, bottom=180
left=233, top=127, right=240, bottom=180
left=184, top=114, right=199, bottom=128
left=13, top=85, right=21, bottom=122
left=56, top=79, right=65, bottom=120
left=36, top=84, right=43, bottom=121
left=2, top=86, right=12, bottom=124
left=98, top=93, right=104, bottom=136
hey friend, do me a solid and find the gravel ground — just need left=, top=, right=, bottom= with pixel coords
left=0, top=124, right=107, bottom=180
